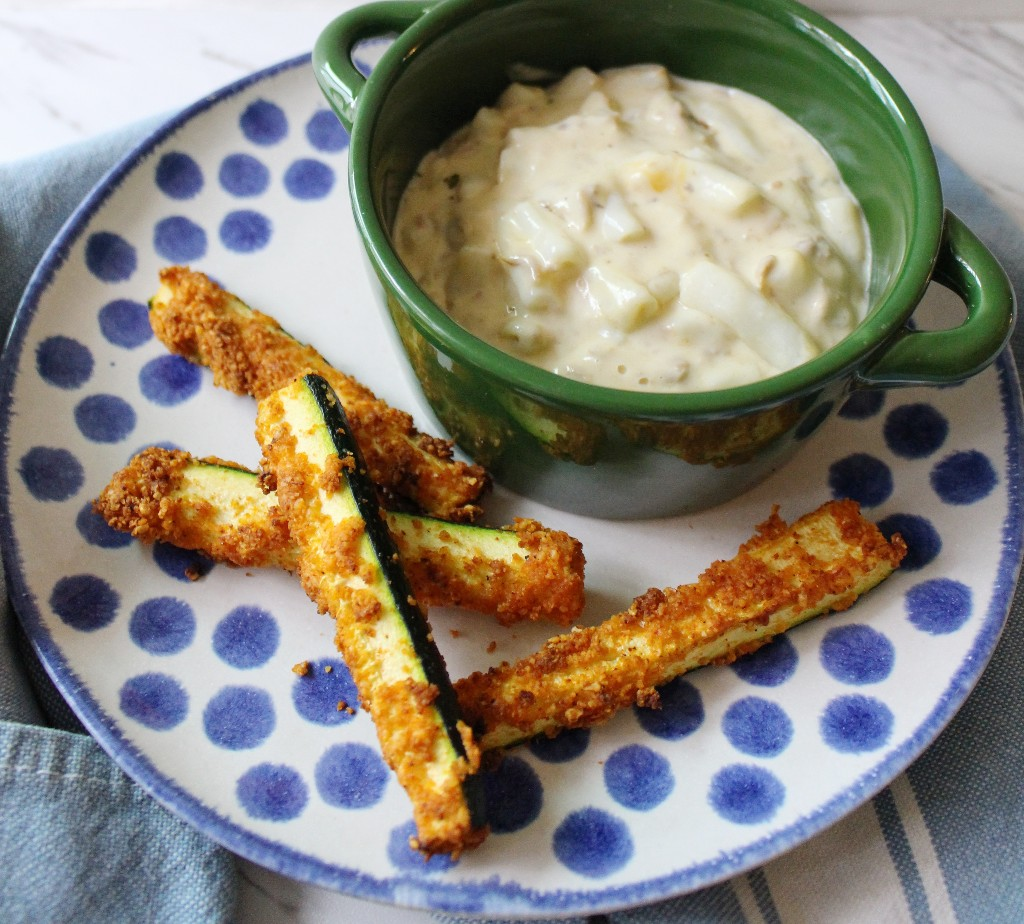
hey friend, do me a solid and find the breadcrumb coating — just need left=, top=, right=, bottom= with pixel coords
left=93, top=266, right=917, bottom=856
left=455, top=499, right=906, bottom=750
left=94, top=447, right=295, bottom=570
left=93, top=447, right=585, bottom=624
left=396, top=515, right=585, bottom=626
left=149, top=266, right=489, bottom=521
left=256, top=376, right=486, bottom=856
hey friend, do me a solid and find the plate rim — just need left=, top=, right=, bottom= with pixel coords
left=1, top=53, right=1022, bottom=917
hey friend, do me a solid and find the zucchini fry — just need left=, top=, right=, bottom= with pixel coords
left=456, top=499, right=907, bottom=751
left=256, top=373, right=487, bottom=856
left=95, top=448, right=294, bottom=571
left=149, top=266, right=489, bottom=521
left=93, top=447, right=585, bottom=625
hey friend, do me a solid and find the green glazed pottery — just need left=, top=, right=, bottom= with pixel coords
left=314, top=0, right=1015, bottom=519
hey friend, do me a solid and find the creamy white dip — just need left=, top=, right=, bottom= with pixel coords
left=394, top=64, right=870, bottom=392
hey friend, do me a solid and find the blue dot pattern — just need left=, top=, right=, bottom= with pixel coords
left=153, top=541, right=215, bottom=582
left=883, top=403, right=949, bottom=458
left=155, top=152, right=204, bottom=200
left=634, top=676, right=704, bottom=739
left=604, top=744, right=674, bottom=810
left=219, top=153, right=271, bottom=197
left=220, top=210, right=272, bottom=253
left=315, top=743, right=389, bottom=809
left=819, top=625, right=895, bottom=685
left=19, top=447, right=84, bottom=501
left=388, top=821, right=457, bottom=873
left=483, top=755, right=543, bottom=833
left=99, top=299, right=152, bottom=348
left=730, top=635, right=798, bottom=687
left=212, top=605, right=279, bottom=669
left=292, top=658, right=359, bottom=726
left=721, top=698, right=794, bottom=758
left=553, top=808, right=633, bottom=878
left=283, top=158, right=335, bottom=200
left=905, top=578, right=973, bottom=635
left=154, top=215, right=207, bottom=262
left=237, top=763, right=308, bottom=822
left=528, top=727, right=590, bottom=762
left=76, top=502, right=133, bottom=548
left=74, top=394, right=136, bottom=443
left=85, top=231, right=136, bottom=282
left=709, top=765, right=785, bottom=824
left=838, top=390, right=885, bottom=420
left=931, top=450, right=997, bottom=505
left=828, top=453, right=894, bottom=507
left=877, top=513, right=941, bottom=572
left=306, top=109, right=349, bottom=152
left=50, top=574, right=119, bottom=631
left=36, top=336, right=93, bottom=388
left=129, top=597, right=196, bottom=655
left=204, top=686, right=275, bottom=750
left=240, top=99, right=288, bottom=145
left=139, top=355, right=202, bottom=406
left=820, top=695, right=893, bottom=754
left=120, top=673, right=188, bottom=731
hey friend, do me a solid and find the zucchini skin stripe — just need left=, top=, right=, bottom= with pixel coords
left=303, top=373, right=474, bottom=758
left=257, top=373, right=487, bottom=856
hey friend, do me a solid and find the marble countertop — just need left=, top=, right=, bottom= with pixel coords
left=2, top=4, right=1022, bottom=231
left=2, top=3, right=1022, bottom=922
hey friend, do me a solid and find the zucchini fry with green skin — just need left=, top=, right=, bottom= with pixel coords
left=149, top=266, right=489, bottom=521
left=95, top=448, right=294, bottom=571
left=256, top=373, right=487, bottom=856
left=456, top=499, right=906, bottom=752
left=93, top=447, right=585, bottom=625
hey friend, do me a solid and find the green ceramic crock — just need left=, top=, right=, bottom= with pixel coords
left=314, top=0, right=1015, bottom=519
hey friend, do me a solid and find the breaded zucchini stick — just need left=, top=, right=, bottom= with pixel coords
left=149, top=266, right=489, bottom=521
left=94, top=447, right=585, bottom=625
left=256, top=373, right=486, bottom=855
left=456, top=499, right=906, bottom=751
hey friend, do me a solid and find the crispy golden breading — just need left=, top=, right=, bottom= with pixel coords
left=455, top=499, right=906, bottom=751
left=256, top=377, right=486, bottom=856
left=93, top=447, right=585, bottom=625
left=94, top=447, right=295, bottom=570
left=149, top=266, right=489, bottom=521
left=394, top=515, right=585, bottom=626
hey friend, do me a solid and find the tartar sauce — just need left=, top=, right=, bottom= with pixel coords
left=394, top=64, right=869, bottom=392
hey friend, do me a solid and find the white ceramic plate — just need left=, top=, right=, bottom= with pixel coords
left=1, top=55, right=1021, bottom=918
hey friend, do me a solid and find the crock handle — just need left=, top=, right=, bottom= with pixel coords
left=859, top=211, right=1015, bottom=388
left=313, top=1, right=437, bottom=132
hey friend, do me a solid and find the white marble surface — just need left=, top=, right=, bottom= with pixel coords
left=2, top=3, right=1022, bottom=230
left=2, top=2, right=1023, bottom=923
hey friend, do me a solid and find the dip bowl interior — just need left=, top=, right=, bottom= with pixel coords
left=315, top=0, right=1014, bottom=519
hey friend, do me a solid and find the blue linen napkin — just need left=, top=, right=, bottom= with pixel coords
left=1, top=119, right=1022, bottom=924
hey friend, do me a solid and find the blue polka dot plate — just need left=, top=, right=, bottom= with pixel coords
left=1, top=54, right=1022, bottom=918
